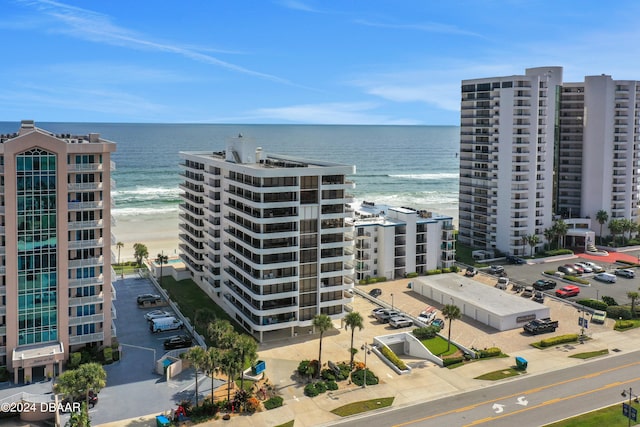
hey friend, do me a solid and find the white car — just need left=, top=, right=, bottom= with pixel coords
left=417, top=309, right=437, bottom=324
left=581, top=261, right=604, bottom=273
left=389, top=316, right=414, bottom=328
left=594, top=272, right=616, bottom=283
left=573, top=262, right=593, bottom=273
left=144, top=310, right=173, bottom=321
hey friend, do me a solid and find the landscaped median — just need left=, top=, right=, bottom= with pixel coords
left=530, top=333, right=581, bottom=349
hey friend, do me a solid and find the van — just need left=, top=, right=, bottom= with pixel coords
left=150, top=316, right=184, bottom=333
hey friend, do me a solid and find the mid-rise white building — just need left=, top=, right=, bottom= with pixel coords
left=352, top=202, right=455, bottom=282
left=459, top=66, right=640, bottom=254
left=179, top=135, right=356, bottom=342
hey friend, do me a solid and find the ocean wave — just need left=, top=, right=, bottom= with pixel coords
left=113, top=187, right=182, bottom=197
left=388, top=173, right=459, bottom=180
left=112, top=206, right=179, bottom=217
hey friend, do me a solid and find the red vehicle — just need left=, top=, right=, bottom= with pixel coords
left=555, top=285, right=580, bottom=298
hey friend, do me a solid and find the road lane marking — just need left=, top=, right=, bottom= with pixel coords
left=393, top=360, right=640, bottom=427
left=492, top=403, right=505, bottom=413
left=516, top=396, right=528, bottom=406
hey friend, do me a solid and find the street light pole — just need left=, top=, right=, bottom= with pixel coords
left=361, top=343, right=371, bottom=388
left=391, top=293, right=394, bottom=311
left=621, top=387, right=639, bottom=427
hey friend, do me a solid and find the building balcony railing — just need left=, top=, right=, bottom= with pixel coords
left=68, top=201, right=104, bottom=210
left=68, top=220, right=104, bottom=230
left=68, top=256, right=104, bottom=269
left=68, top=238, right=104, bottom=250
left=68, top=294, right=104, bottom=306
left=68, top=313, right=105, bottom=326
left=69, top=332, right=105, bottom=346
left=67, top=182, right=103, bottom=191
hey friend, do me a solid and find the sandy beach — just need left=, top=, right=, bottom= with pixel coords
left=111, top=215, right=181, bottom=263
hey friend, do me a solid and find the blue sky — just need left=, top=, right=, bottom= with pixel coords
left=2, top=0, right=639, bottom=125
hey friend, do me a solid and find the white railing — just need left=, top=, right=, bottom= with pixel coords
left=69, top=332, right=104, bottom=345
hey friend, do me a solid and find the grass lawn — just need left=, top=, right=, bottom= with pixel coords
left=275, top=421, right=294, bottom=427
left=569, top=349, right=609, bottom=359
left=331, top=397, right=394, bottom=417
left=544, top=401, right=640, bottom=426
left=112, top=263, right=143, bottom=276
left=474, top=367, right=525, bottom=381
left=420, top=335, right=458, bottom=357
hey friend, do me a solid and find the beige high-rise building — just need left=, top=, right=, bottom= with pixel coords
left=0, top=121, right=115, bottom=383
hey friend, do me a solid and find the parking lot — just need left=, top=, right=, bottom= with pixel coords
left=0, top=275, right=215, bottom=427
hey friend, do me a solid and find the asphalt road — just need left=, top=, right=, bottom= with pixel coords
left=327, top=349, right=640, bottom=427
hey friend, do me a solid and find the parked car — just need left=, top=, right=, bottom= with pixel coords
left=144, top=310, right=173, bottom=321
left=417, top=308, right=437, bottom=324
left=506, top=255, right=526, bottom=265
left=555, top=285, right=581, bottom=298
left=582, top=261, right=604, bottom=273
left=614, top=269, right=635, bottom=278
left=374, top=309, right=400, bottom=323
left=465, top=266, right=478, bottom=277
left=137, top=294, right=162, bottom=305
left=495, top=277, right=509, bottom=290
left=489, top=265, right=505, bottom=275
left=594, top=272, right=617, bottom=283
left=163, top=335, right=193, bottom=350
left=431, top=318, right=445, bottom=330
left=570, top=264, right=585, bottom=275
left=533, top=279, right=557, bottom=291
left=573, top=262, right=593, bottom=273
left=521, top=286, right=535, bottom=298
left=371, top=307, right=386, bottom=316
left=389, top=316, right=414, bottom=329
left=368, top=288, right=382, bottom=298
left=61, top=390, right=98, bottom=410
left=591, top=310, right=607, bottom=324
left=532, top=291, right=545, bottom=303
left=558, top=265, right=577, bottom=275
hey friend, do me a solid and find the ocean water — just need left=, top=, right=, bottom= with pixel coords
left=0, top=122, right=460, bottom=221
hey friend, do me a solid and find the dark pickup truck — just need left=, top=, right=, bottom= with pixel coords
left=523, top=318, right=559, bottom=335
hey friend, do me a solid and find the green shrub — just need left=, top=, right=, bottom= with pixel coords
left=615, top=320, right=635, bottom=330
left=351, top=368, right=378, bottom=386
left=478, top=347, right=502, bottom=358
left=103, top=347, right=113, bottom=364
left=304, top=383, right=320, bottom=397
left=314, top=381, right=327, bottom=394
left=602, top=296, right=618, bottom=306
left=606, top=305, right=632, bottom=320
left=320, top=368, right=335, bottom=381
left=406, top=272, right=419, bottom=278
left=443, top=356, right=464, bottom=366
left=538, top=334, right=579, bottom=348
left=68, top=352, right=82, bottom=369
left=412, top=325, right=440, bottom=340
left=564, top=275, right=589, bottom=285
left=441, top=268, right=451, bottom=273
left=325, top=380, right=338, bottom=391
left=112, top=350, right=120, bottom=362
left=450, top=265, right=459, bottom=273
left=426, top=269, right=442, bottom=275
left=336, top=363, right=351, bottom=381
left=544, top=249, right=574, bottom=256
left=380, top=346, right=408, bottom=371
left=577, top=299, right=608, bottom=311
left=263, top=396, right=284, bottom=410
left=544, top=270, right=556, bottom=275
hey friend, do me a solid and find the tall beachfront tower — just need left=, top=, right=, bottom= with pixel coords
left=458, top=67, right=562, bottom=255
left=557, top=75, right=640, bottom=223
left=459, top=67, right=640, bottom=255
left=0, top=121, right=116, bottom=383
left=179, top=134, right=356, bottom=342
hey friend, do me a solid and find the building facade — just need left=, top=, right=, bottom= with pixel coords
left=0, top=121, right=115, bottom=383
left=352, top=202, right=455, bottom=282
left=179, top=135, right=356, bottom=342
left=459, top=66, right=640, bottom=255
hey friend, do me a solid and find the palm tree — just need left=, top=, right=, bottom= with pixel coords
left=543, top=227, right=555, bottom=250
left=608, top=218, right=624, bottom=246
left=595, top=210, right=608, bottom=244
left=208, top=319, right=235, bottom=349
left=628, top=291, right=639, bottom=318
left=116, top=241, right=124, bottom=277
left=312, top=314, right=333, bottom=378
left=553, top=219, right=568, bottom=249
left=520, top=234, right=528, bottom=256
left=236, top=334, right=258, bottom=391
left=221, top=346, right=243, bottom=402
left=621, top=218, right=634, bottom=242
left=344, top=311, right=364, bottom=368
left=527, top=234, right=540, bottom=257
left=442, top=304, right=462, bottom=352
left=133, top=242, right=149, bottom=267
left=205, top=347, right=221, bottom=404
left=185, top=346, right=207, bottom=407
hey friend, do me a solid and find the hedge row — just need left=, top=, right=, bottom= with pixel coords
left=607, top=305, right=632, bottom=320
left=358, top=276, right=388, bottom=285
left=538, top=334, right=579, bottom=348
left=380, top=346, right=408, bottom=371
left=303, top=380, right=338, bottom=397
left=577, top=299, right=608, bottom=311
left=615, top=320, right=635, bottom=330
left=263, top=396, right=284, bottom=410
left=478, top=347, right=502, bottom=358
left=413, top=326, right=440, bottom=340
left=443, top=356, right=464, bottom=366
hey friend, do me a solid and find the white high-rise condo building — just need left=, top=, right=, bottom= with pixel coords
left=0, top=121, right=116, bottom=383
left=179, top=135, right=356, bottom=342
left=459, top=67, right=640, bottom=255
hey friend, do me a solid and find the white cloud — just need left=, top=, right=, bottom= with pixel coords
left=354, top=19, right=483, bottom=38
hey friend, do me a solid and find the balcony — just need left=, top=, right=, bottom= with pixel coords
left=68, top=220, right=104, bottom=230
left=68, top=313, right=105, bottom=326
left=68, top=294, right=104, bottom=306
left=69, top=332, right=105, bottom=345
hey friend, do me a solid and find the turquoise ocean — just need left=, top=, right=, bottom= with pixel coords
left=0, top=123, right=460, bottom=223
